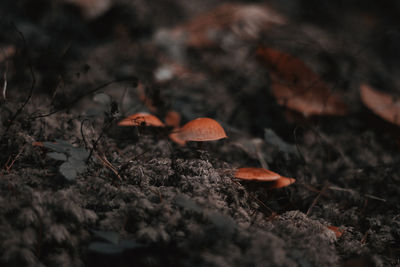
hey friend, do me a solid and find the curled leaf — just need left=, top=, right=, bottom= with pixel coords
left=327, top=226, right=344, bottom=239
left=257, top=46, right=347, bottom=116
left=360, top=83, right=400, bottom=126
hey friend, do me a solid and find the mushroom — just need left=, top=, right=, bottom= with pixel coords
left=118, top=112, right=164, bottom=127
left=171, top=117, right=227, bottom=145
left=268, top=176, right=296, bottom=189
left=234, top=167, right=280, bottom=182
left=234, top=167, right=295, bottom=188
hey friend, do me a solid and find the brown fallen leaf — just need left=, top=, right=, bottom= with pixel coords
left=360, top=83, right=400, bottom=126
left=327, top=226, right=344, bottom=239
left=257, top=46, right=347, bottom=116
left=172, top=3, right=286, bottom=48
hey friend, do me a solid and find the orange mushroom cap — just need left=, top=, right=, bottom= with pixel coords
left=268, top=176, right=296, bottom=189
left=175, top=118, right=227, bottom=142
left=118, top=112, right=165, bottom=127
left=234, top=167, right=281, bottom=181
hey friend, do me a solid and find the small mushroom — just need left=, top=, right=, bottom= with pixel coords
left=173, top=117, right=227, bottom=143
left=118, top=112, right=164, bottom=127
left=234, top=167, right=280, bottom=181
left=234, top=167, right=295, bottom=188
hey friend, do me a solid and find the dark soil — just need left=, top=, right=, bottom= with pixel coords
left=0, top=1, right=400, bottom=266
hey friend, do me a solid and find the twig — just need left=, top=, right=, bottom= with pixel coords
left=80, top=118, right=89, bottom=150
left=5, top=24, right=36, bottom=133
left=118, top=148, right=151, bottom=176
left=293, top=126, right=306, bottom=164
left=4, top=145, right=25, bottom=172
left=2, top=62, right=8, bottom=100
left=94, top=152, right=122, bottom=180
left=256, top=149, right=269, bottom=169
left=29, top=77, right=136, bottom=119
left=328, top=185, right=356, bottom=193
left=231, top=179, right=275, bottom=214
left=329, top=185, right=386, bottom=202
left=361, top=229, right=370, bottom=244
left=86, top=120, right=113, bottom=162
left=306, top=182, right=330, bottom=216
left=364, top=194, right=386, bottom=202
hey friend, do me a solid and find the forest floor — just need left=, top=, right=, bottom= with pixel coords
left=0, top=1, right=399, bottom=266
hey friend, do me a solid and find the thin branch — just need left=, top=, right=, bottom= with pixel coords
left=5, top=23, right=36, bottom=133
left=306, top=182, right=330, bottom=216
left=4, top=144, right=25, bottom=172
left=2, top=62, right=8, bottom=100
left=80, top=118, right=89, bottom=150
left=94, top=152, right=122, bottom=180
left=86, top=119, right=113, bottom=163
left=29, top=77, right=135, bottom=119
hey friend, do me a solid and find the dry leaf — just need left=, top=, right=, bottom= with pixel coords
left=257, top=46, right=347, bottom=116
left=327, top=226, right=344, bottom=238
left=360, top=83, right=400, bottom=126
left=172, top=3, right=286, bottom=48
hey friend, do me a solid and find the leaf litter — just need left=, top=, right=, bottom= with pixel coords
left=0, top=1, right=399, bottom=267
